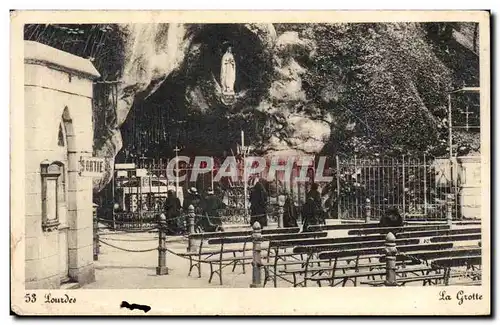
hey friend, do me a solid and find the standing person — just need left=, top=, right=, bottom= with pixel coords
left=164, top=190, right=181, bottom=235
left=183, top=187, right=202, bottom=213
left=283, top=193, right=298, bottom=228
left=249, top=179, right=268, bottom=227
left=199, top=187, right=226, bottom=232
left=302, top=183, right=324, bottom=231
left=183, top=187, right=202, bottom=232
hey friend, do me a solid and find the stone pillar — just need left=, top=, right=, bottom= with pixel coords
left=384, top=232, right=398, bottom=287
left=187, top=205, right=195, bottom=252
left=364, top=198, right=371, bottom=223
left=156, top=213, right=168, bottom=275
left=278, top=206, right=284, bottom=228
left=457, top=156, right=481, bottom=220
left=250, top=221, right=263, bottom=288
left=446, top=194, right=454, bottom=226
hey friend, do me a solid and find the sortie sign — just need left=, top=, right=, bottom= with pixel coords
left=79, top=157, right=105, bottom=177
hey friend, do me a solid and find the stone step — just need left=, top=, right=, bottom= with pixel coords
left=60, top=282, right=80, bottom=290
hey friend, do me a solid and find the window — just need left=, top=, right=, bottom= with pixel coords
left=58, top=123, right=65, bottom=147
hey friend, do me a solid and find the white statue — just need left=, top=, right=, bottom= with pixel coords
left=220, top=47, right=236, bottom=95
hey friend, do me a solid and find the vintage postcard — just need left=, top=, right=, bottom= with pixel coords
left=10, top=10, right=490, bottom=315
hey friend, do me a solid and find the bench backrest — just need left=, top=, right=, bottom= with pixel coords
left=348, top=224, right=450, bottom=236
left=207, top=231, right=327, bottom=245
left=430, top=233, right=482, bottom=243
left=270, top=227, right=481, bottom=250
left=317, top=242, right=453, bottom=260
left=398, top=227, right=481, bottom=239
left=189, top=226, right=300, bottom=240
left=306, top=222, right=380, bottom=232
left=398, top=248, right=482, bottom=262
left=293, top=238, right=420, bottom=254
left=431, top=255, right=482, bottom=268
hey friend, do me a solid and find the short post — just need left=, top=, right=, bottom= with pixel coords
left=277, top=194, right=285, bottom=228
left=187, top=205, right=195, bottom=252
left=384, top=232, right=398, bottom=287
left=156, top=213, right=168, bottom=275
left=446, top=194, right=454, bottom=226
left=278, top=206, right=284, bottom=228
left=93, top=203, right=99, bottom=261
left=364, top=198, right=371, bottom=223
left=250, top=221, right=263, bottom=288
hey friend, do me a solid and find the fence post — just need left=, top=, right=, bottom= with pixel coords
left=446, top=194, right=454, bottom=226
left=93, top=203, right=99, bottom=261
left=250, top=221, right=263, bottom=288
left=156, top=213, right=168, bottom=275
left=384, top=232, right=398, bottom=287
left=364, top=198, right=371, bottom=223
left=187, top=205, right=195, bottom=252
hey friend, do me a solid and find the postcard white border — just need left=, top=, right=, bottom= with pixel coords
left=10, top=10, right=491, bottom=316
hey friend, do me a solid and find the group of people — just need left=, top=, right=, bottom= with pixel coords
left=162, top=186, right=226, bottom=235
left=162, top=180, right=402, bottom=235
left=249, top=180, right=326, bottom=230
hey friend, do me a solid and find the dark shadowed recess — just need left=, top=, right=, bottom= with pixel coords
left=118, top=24, right=274, bottom=160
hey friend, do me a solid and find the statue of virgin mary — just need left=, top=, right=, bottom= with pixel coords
left=220, top=47, right=236, bottom=95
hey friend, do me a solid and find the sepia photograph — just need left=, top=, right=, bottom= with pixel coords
left=10, top=10, right=491, bottom=315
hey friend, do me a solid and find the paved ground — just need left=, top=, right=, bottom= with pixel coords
left=83, top=230, right=263, bottom=289
left=81, top=221, right=480, bottom=289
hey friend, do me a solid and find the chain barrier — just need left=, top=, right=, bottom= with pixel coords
left=99, top=236, right=158, bottom=242
left=98, top=239, right=158, bottom=253
left=98, top=236, right=242, bottom=267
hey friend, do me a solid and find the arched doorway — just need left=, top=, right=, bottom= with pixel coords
left=56, top=107, right=75, bottom=283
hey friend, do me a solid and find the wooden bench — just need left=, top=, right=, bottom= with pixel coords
left=180, top=227, right=300, bottom=278
left=260, top=236, right=415, bottom=287
left=432, top=256, right=482, bottom=286
left=347, top=224, right=450, bottom=236
left=306, top=242, right=454, bottom=287
left=203, top=231, right=327, bottom=285
left=364, top=247, right=482, bottom=286
left=260, top=228, right=479, bottom=287
left=273, top=239, right=423, bottom=287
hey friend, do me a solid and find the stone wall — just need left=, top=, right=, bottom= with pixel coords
left=24, top=41, right=100, bottom=289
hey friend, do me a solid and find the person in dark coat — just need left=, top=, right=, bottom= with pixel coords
left=163, top=190, right=181, bottom=235
left=183, top=187, right=202, bottom=232
left=283, top=194, right=298, bottom=228
left=183, top=187, right=202, bottom=213
left=198, top=188, right=226, bottom=232
left=302, top=183, right=325, bottom=231
left=379, top=207, right=404, bottom=228
left=249, top=180, right=268, bottom=227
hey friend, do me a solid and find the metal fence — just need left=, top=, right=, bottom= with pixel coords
left=334, top=155, right=461, bottom=221
left=98, top=154, right=471, bottom=229
left=105, top=157, right=255, bottom=229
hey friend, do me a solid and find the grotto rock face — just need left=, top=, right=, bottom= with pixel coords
left=90, top=22, right=480, bottom=193
left=93, top=23, right=329, bottom=192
